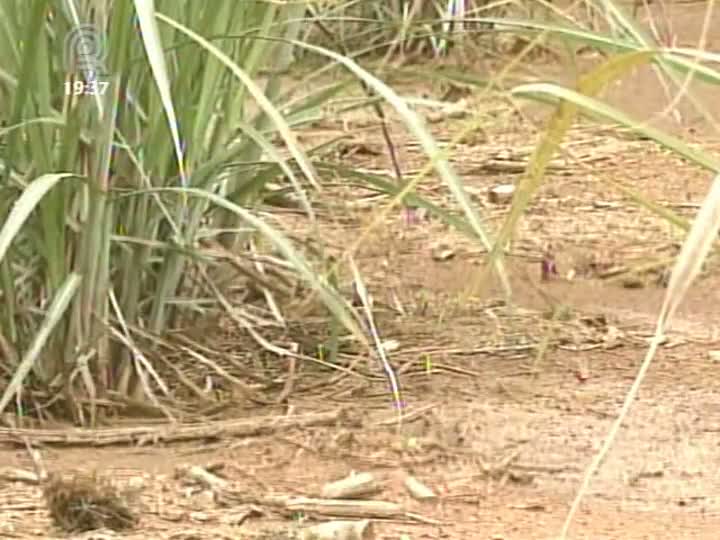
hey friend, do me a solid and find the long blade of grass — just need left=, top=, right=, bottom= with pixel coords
left=317, top=162, right=481, bottom=237
left=483, top=51, right=657, bottom=297
left=561, top=172, right=720, bottom=538
left=133, top=0, right=187, bottom=189
left=287, top=37, right=510, bottom=296
left=476, top=17, right=720, bottom=85
left=512, top=83, right=720, bottom=173
left=154, top=187, right=364, bottom=342
left=0, top=272, right=82, bottom=415
left=0, top=173, right=75, bottom=263
left=154, top=10, right=320, bottom=202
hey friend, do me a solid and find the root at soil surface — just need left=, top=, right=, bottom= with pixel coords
left=0, top=408, right=349, bottom=446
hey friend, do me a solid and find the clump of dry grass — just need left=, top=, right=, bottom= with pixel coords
left=42, top=471, right=138, bottom=533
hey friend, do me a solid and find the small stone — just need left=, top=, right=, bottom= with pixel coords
left=488, top=184, right=515, bottom=204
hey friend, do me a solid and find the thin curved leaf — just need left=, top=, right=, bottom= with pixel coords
left=0, top=272, right=82, bottom=414
left=0, top=173, right=75, bottom=264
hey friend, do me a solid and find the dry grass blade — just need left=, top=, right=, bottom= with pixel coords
left=659, top=175, right=720, bottom=328
left=349, top=257, right=403, bottom=417
left=0, top=274, right=82, bottom=416
left=561, top=174, right=720, bottom=539
left=291, top=36, right=511, bottom=296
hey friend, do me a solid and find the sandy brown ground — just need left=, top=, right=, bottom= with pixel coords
left=3, top=3, right=720, bottom=539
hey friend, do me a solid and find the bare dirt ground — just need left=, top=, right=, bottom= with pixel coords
left=3, top=4, right=720, bottom=539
